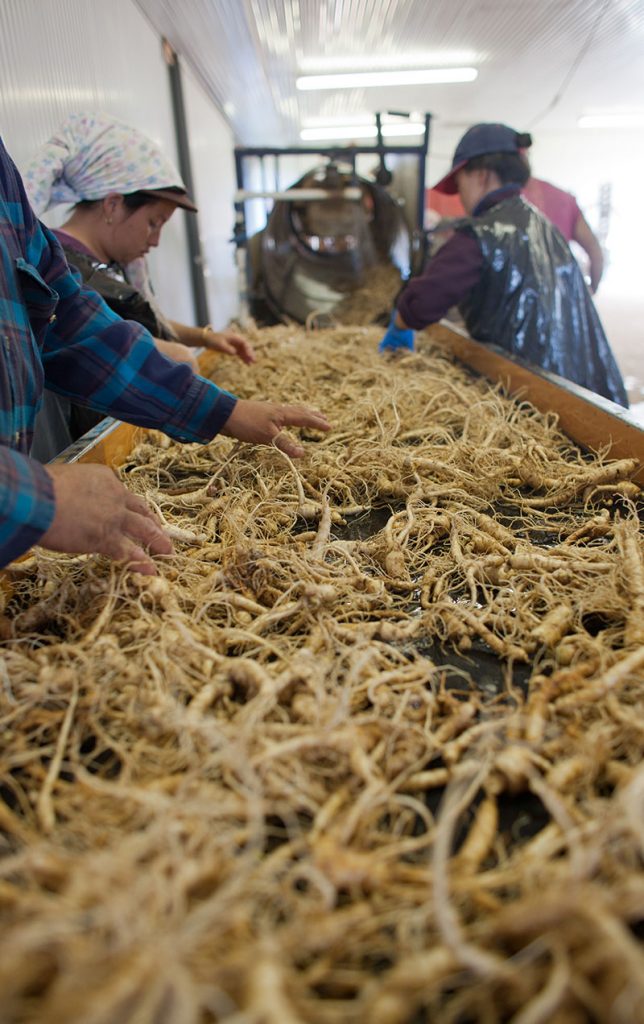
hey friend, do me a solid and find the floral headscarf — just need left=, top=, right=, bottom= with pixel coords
left=24, top=111, right=187, bottom=215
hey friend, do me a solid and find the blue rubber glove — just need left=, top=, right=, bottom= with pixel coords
left=378, top=311, right=415, bottom=353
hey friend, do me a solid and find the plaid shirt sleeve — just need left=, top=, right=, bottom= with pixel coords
left=0, top=447, right=55, bottom=567
left=29, top=222, right=237, bottom=445
left=397, top=231, right=483, bottom=330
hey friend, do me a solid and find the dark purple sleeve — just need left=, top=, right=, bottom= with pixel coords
left=397, top=231, right=483, bottom=330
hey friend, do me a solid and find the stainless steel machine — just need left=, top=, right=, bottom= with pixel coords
left=233, top=115, right=431, bottom=324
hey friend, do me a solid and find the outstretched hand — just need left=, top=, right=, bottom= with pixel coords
left=378, top=309, right=415, bottom=353
left=378, top=324, right=415, bottom=353
left=40, top=464, right=173, bottom=575
left=221, top=399, right=331, bottom=458
left=203, top=328, right=257, bottom=365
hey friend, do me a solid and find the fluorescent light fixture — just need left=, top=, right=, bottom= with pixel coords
left=382, top=123, right=426, bottom=136
left=296, top=68, right=477, bottom=91
left=578, top=111, right=644, bottom=128
left=300, top=123, right=426, bottom=141
left=301, top=113, right=387, bottom=127
left=301, top=126, right=376, bottom=141
left=299, top=52, right=479, bottom=73
left=302, top=115, right=378, bottom=128
left=301, top=111, right=425, bottom=129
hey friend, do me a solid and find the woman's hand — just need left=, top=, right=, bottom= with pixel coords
left=220, top=399, right=330, bottom=458
left=202, top=327, right=256, bottom=365
left=41, top=464, right=173, bottom=574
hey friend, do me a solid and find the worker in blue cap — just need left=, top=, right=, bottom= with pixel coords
left=378, top=122, right=627, bottom=407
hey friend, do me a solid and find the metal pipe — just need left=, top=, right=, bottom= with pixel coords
left=417, top=113, right=432, bottom=232
left=233, top=148, right=250, bottom=323
left=235, top=143, right=431, bottom=158
left=234, top=187, right=363, bottom=202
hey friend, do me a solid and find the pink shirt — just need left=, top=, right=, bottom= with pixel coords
left=522, top=177, right=581, bottom=242
left=424, top=177, right=583, bottom=242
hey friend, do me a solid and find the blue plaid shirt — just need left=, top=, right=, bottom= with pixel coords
left=0, top=137, right=237, bottom=567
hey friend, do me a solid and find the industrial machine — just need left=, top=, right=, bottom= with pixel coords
left=232, top=114, right=431, bottom=324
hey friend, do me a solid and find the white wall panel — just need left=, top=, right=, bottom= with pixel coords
left=181, top=64, right=240, bottom=330
left=0, top=0, right=194, bottom=325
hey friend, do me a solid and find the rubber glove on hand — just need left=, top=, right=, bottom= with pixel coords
left=378, top=312, right=415, bottom=353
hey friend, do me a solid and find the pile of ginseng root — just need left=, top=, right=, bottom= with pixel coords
left=331, top=263, right=403, bottom=325
left=0, top=324, right=643, bottom=1024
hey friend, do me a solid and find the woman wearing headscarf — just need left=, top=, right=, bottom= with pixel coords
left=0, top=134, right=330, bottom=572
left=25, top=113, right=256, bottom=455
left=379, top=123, right=627, bottom=408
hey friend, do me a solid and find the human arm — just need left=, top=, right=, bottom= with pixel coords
left=220, top=400, right=330, bottom=458
left=39, top=286, right=329, bottom=454
left=572, top=213, right=604, bottom=293
left=378, top=310, right=415, bottom=352
left=19, top=155, right=285, bottom=446
left=6, top=151, right=230, bottom=443
left=39, top=260, right=326, bottom=453
left=0, top=398, right=331, bottom=569
left=0, top=394, right=329, bottom=567
left=153, top=337, right=199, bottom=372
left=395, top=232, right=483, bottom=330
left=39, top=463, right=172, bottom=575
left=169, top=320, right=257, bottom=364
left=0, top=447, right=172, bottom=574
left=34, top=236, right=238, bottom=443
left=0, top=250, right=323, bottom=567
left=0, top=139, right=328, bottom=571
left=0, top=449, right=57, bottom=569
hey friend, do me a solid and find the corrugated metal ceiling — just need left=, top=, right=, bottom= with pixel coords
left=135, top=0, right=644, bottom=160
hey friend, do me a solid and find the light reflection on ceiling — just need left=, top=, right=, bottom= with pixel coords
left=135, top=0, right=644, bottom=162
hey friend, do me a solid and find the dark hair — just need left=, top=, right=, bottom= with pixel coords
left=73, top=191, right=162, bottom=214
left=464, top=151, right=530, bottom=187
left=122, top=191, right=163, bottom=210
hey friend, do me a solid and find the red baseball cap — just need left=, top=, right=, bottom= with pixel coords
left=433, top=123, right=532, bottom=195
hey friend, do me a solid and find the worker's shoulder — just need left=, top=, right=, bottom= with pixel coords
left=524, top=176, right=576, bottom=205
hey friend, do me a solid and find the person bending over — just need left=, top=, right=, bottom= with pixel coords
left=381, top=123, right=626, bottom=408
left=24, top=112, right=256, bottom=456
left=0, top=136, right=330, bottom=574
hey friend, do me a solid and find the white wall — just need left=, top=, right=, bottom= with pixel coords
left=181, top=63, right=239, bottom=330
left=528, top=128, right=644, bottom=284
left=528, top=127, right=644, bottom=409
left=0, top=0, right=239, bottom=330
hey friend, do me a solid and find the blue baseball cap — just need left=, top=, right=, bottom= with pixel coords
left=432, top=123, right=532, bottom=195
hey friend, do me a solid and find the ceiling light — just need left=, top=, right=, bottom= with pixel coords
left=380, top=123, right=426, bottom=137
left=578, top=111, right=644, bottom=128
left=298, top=52, right=479, bottom=73
left=302, top=114, right=379, bottom=128
left=296, top=68, right=477, bottom=91
left=300, top=123, right=426, bottom=141
left=301, top=125, right=377, bottom=141
left=301, top=112, right=425, bottom=129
